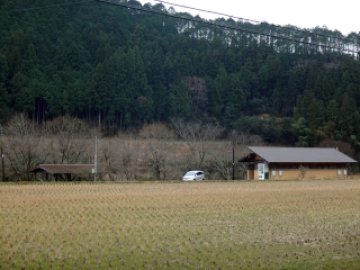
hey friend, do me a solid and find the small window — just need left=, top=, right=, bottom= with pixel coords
left=343, top=170, right=347, bottom=176
left=272, top=171, right=277, bottom=176
left=279, top=171, right=284, bottom=176
left=337, top=170, right=342, bottom=176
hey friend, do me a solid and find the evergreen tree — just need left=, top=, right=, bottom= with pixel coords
left=0, top=0, right=359, bottom=152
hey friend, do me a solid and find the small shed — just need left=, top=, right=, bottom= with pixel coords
left=239, top=146, right=357, bottom=180
left=31, top=164, right=95, bottom=181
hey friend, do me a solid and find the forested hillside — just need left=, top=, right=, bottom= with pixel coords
left=1, top=0, right=360, bottom=154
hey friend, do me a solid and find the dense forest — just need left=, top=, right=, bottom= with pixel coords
left=1, top=0, right=360, bottom=156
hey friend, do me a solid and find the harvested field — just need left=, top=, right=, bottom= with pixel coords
left=0, top=180, right=360, bottom=269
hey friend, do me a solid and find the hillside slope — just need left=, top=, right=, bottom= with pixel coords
left=0, top=0, right=360, bottom=150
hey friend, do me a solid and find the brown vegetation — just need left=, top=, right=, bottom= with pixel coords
left=0, top=115, right=255, bottom=181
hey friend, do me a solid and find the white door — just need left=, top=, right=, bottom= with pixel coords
left=257, top=163, right=268, bottom=180
left=257, top=163, right=265, bottom=180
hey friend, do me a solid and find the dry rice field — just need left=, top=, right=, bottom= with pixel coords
left=0, top=180, right=360, bottom=269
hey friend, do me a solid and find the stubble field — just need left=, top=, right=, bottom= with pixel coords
left=0, top=180, right=360, bottom=269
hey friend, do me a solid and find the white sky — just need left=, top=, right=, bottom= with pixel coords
left=139, top=0, right=359, bottom=35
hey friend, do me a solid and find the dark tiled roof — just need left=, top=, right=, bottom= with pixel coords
left=31, top=164, right=94, bottom=174
left=248, top=146, right=357, bottom=163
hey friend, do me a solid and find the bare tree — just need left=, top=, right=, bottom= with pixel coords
left=208, top=132, right=263, bottom=180
left=138, top=122, right=176, bottom=141
left=99, top=138, right=119, bottom=180
left=146, top=141, right=167, bottom=180
left=45, top=116, right=96, bottom=164
left=99, top=137, right=140, bottom=181
left=99, top=136, right=148, bottom=181
left=171, top=118, right=223, bottom=141
left=234, top=133, right=263, bottom=148
left=208, top=141, right=233, bottom=180
left=3, top=114, right=42, bottom=181
left=121, top=139, right=142, bottom=180
left=101, top=137, right=141, bottom=181
left=120, top=147, right=134, bottom=180
left=171, top=119, right=224, bottom=169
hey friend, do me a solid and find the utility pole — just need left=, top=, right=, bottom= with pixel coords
left=98, top=111, right=101, bottom=131
left=93, top=136, right=98, bottom=181
left=1, top=144, right=4, bottom=182
left=0, top=125, right=5, bottom=181
left=232, top=130, right=236, bottom=181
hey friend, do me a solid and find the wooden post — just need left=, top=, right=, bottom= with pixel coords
left=94, top=136, right=98, bottom=181
left=1, top=144, right=5, bottom=181
left=232, top=130, right=236, bottom=181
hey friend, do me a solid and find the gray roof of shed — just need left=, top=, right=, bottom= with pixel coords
left=248, top=146, right=357, bottom=163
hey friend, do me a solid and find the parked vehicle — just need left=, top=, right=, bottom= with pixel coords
left=182, top=171, right=205, bottom=181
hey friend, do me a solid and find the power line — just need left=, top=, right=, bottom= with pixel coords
left=2, top=0, right=358, bottom=56
left=154, top=0, right=347, bottom=43
left=97, top=0, right=359, bottom=56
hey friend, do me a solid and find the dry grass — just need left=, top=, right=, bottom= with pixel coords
left=0, top=180, right=360, bottom=269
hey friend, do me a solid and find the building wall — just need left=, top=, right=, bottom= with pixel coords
left=246, top=168, right=267, bottom=180
left=246, top=164, right=349, bottom=180
left=269, top=168, right=348, bottom=180
left=246, top=169, right=255, bottom=181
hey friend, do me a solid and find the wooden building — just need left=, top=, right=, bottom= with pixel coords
left=240, top=146, right=357, bottom=180
left=31, top=164, right=95, bottom=181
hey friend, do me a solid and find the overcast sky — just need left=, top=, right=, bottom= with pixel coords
left=139, top=0, right=359, bottom=35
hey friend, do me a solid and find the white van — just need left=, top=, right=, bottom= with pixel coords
left=182, top=171, right=205, bottom=181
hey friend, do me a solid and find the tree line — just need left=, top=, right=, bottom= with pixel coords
left=0, top=0, right=360, bottom=158
left=0, top=115, right=260, bottom=181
